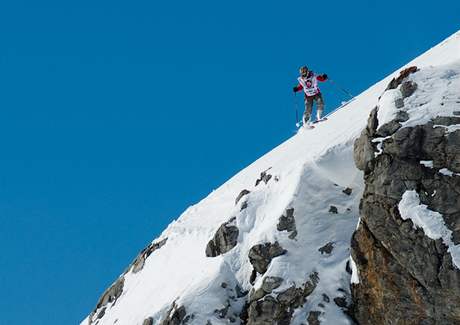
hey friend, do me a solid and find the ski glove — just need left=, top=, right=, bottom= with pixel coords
left=293, top=86, right=298, bottom=93
left=321, top=74, right=328, bottom=80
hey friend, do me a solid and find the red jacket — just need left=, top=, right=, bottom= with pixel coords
left=294, top=72, right=327, bottom=95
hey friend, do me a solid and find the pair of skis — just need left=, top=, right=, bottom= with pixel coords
left=295, top=117, right=328, bottom=130
left=295, top=97, right=356, bottom=130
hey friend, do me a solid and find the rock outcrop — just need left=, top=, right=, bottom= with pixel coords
left=235, top=189, right=251, bottom=205
left=255, top=169, right=273, bottom=186
left=318, top=242, right=334, bottom=255
left=244, top=272, right=319, bottom=325
left=160, top=303, right=188, bottom=325
left=276, top=208, right=297, bottom=239
left=88, top=237, right=168, bottom=324
left=88, top=277, right=125, bottom=324
left=131, top=238, right=168, bottom=273
left=351, top=69, right=460, bottom=324
left=206, top=217, right=239, bottom=257
left=248, top=241, right=286, bottom=275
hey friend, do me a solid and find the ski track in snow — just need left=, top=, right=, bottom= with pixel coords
left=82, top=30, right=460, bottom=325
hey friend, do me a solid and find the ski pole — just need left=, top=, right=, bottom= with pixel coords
left=294, top=92, right=300, bottom=127
left=328, top=79, right=354, bottom=99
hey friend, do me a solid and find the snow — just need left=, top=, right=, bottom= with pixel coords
left=400, top=62, right=460, bottom=129
left=82, top=30, right=460, bottom=325
left=420, top=160, right=434, bottom=168
left=372, top=136, right=391, bottom=157
left=377, top=89, right=402, bottom=127
left=398, top=190, right=460, bottom=269
left=349, top=255, right=359, bottom=284
left=439, top=168, right=460, bottom=176
left=375, top=30, right=460, bottom=132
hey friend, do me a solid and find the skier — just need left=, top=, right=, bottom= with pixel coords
left=293, top=66, right=328, bottom=127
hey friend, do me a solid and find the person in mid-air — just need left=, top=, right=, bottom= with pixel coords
left=293, top=66, right=328, bottom=127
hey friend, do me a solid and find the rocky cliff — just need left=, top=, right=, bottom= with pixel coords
left=351, top=62, right=460, bottom=324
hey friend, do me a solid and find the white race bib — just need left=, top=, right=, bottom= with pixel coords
left=298, top=76, right=319, bottom=96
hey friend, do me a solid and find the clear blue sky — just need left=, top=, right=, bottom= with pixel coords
left=0, top=1, right=458, bottom=324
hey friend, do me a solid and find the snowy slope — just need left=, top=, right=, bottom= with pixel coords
left=82, top=30, right=460, bottom=325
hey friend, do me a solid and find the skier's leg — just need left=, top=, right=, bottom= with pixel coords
left=316, top=93, right=324, bottom=120
left=304, top=96, right=313, bottom=124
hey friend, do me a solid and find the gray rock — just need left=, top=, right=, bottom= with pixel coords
left=246, top=272, right=319, bottom=325
left=342, top=187, right=352, bottom=195
left=96, top=307, right=106, bottom=320
left=382, top=125, right=425, bottom=160
left=394, top=110, right=410, bottom=123
left=249, top=269, right=257, bottom=285
left=142, top=317, right=153, bottom=325
left=453, top=111, right=460, bottom=116
left=276, top=286, right=300, bottom=306
left=277, top=208, right=297, bottom=238
left=385, top=66, right=418, bottom=90
left=432, top=116, right=460, bottom=126
left=261, top=276, right=283, bottom=293
left=206, top=217, right=239, bottom=257
left=247, top=295, right=292, bottom=325
left=395, top=97, right=405, bottom=109
left=353, top=134, right=376, bottom=172
left=131, top=238, right=168, bottom=273
left=322, top=294, right=330, bottom=303
left=183, top=314, right=194, bottom=324
left=89, top=237, right=170, bottom=323
left=376, top=120, right=402, bottom=137
left=160, top=303, right=187, bottom=325
left=235, top=189, right=250, bottom=205
left=235, top=284, right=248, bottom=298
left=255, top=170, right=273, bottom=186
left=446, top=130, right=460, bottom=173
left=318, top=242, right=334, bottom=255
left=248, top=241, right=287, bottom=274
left=304, top=272, right=320, bottom=297
left=249, top=288, right=267, bottom=302
left=307, top=310, right=322, bottom=325
left=288, top=230, right=298, bottom=240
left=329, top=206, right=338, bottom=214
left=333, top=296, right=348, bottom=308
left=89, top=276, right=124, bottom=322
left=400, top=80, right=418, bottom=98
left=366, top=106, right=379, bottom=137
left=354, top=107, right=378, bottom=171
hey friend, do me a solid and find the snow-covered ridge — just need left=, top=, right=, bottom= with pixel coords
left=82, top=30, right=460, bottom=325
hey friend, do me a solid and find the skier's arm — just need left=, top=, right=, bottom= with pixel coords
left=316, top=74, right=328, bottom=82
left=293, top=84, right=303, bottom=92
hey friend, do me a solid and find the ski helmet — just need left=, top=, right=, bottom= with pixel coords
left=299, top=66, right=309, bottom=76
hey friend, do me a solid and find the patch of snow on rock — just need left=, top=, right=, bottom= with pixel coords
left=420, top=160, right=434, bottom=168
left=398, top=190, right=460, bottom=268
